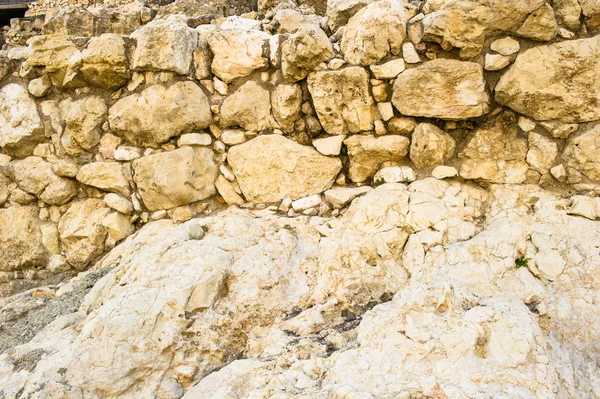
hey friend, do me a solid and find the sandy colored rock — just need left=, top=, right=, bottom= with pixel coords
left=281, top=24, right=334, bottom=82
left=109, top=82, right=212, bottom=147
left=409, top=123, right=456, bottom=169
left=81, top=34, right=131, bottom=90
left=526, top=132, right=557, bottom=174
left=220, top=80, right=273, bottom=132
left=308, top=67, right=374, bottom=135
left=341, top=0, right=406, bottom=66
left=58, top=198, right=110, bottom=269
left=490, top=36, right=520, bottom=55
left=392, top=59, right=489, bottom=120
left=459, top=112, right=528, bottom=183
left=0, top=84, right=44, bottom=157
left=101, top=212, right=135, bottom=241
left=495, top=35, right=600, bottom=123
left=313, top=135, right=346, bottom=156
left=228, top=135, right=342, bottom=202
left=104, top=193, right=134, bottom=215
left=132, top=147, right=218, bottom=211
left=76, top=162, right=131, bottom=196
left=369, top=58, right=405, bottom=79
left=193, top=25, right=216, bottom=80
left=131, top=16, right=198, bottom=75
left=514, top=3, right=557, bottom=41
left=324, top=185, right=372, bottom=208
left=24, top=35, right=83, bottom=88
left=553, top=0, right=581, bottom=31
left=327, top=0, right=375, bottom=31
left=28, top=75, right=52, bottom=98
left=344, top=134, right=410, bottom=182
left=272, top=83, right=302, bottom=132
left=215, top=175, right=244, bottom=205
left=59, top=96, right=107, bottom=152
left=563, top=126, right=600, bottom=182
left=0, top=206, right=49, bottom=272
left=209, top=29, right=270, bottom=83
left=421, top=0, right=549, bottom=57
left=4, top=156, right=78, bottom=205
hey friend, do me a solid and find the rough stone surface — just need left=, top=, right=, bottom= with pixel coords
left=0, top=206, right=48, bottom=272
left=131, top=16, right=198, bottom=75
left=59, top=96, right=107, bottom=153
left=220, top=80, right=273, bottom=132
left=132, top=147, right=218, bottom=211
left=272, top=83, right=302, bottom=132
left=208, top=29, right=270, bottom=83
left=392, top=59, right=489, bottom=120
left=81, top=34, right=130, bottom=90
left=327, top=0, right=374, bottom=32
left=0, top=84, right=44, bottom=157
left=308, top=67, right=375, bottom=135
left=282, top=24, right=334, bottom=82
left=109, top=82, right=212, bottom=147
left=341, top=0, right=406, bottom=66
left=495, top=35, right=600, bottom=123
left=563, top=125, right=600, bottom=182
left=76, top=162, right=131, bottom=196
left=228, top=135, right=342, bottom=202
left=409, top=123, right=456, bottom=169
left=344, top=134, right=410, bottom=182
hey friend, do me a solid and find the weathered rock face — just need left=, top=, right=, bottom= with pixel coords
left=563, top=125, right=600, bottom=181
left=59, top=96, right=107, bottom=153
left=308, top=67, right=374, bottom=134
left=272, top=83, right=302, bottom=132
left=58, top=198, right=110, bottom=269
left=421, top=0, right=554, bottom=57
left=131, top=16, right=198, bottom=75
left=459, top=112, right=529, bottom=183
left=25, top=35, right=84, bottom=89
left=281, top=24, right=334, bottom=82
left=344, top=134, right=410, bottom=182
left=495, top=35, right=600, bottom=123
left=108, top=82, right=212, bottom=147
left=76, top=162, right=131, bottom=196
left=209, top=29, right=270, bottom=83
left=392, top=59, right=489, bottom=120
left=341, top=0, right=406, bottom=66
left=80, top=34, right=130, bottom=90
left=0, top=84, right=44, bottom=157
left=409, top=123, right=456, bottom=169
left=228, top=135, right=342, bottom=202
left=4, top=157, right=79, bottom=205
left=132, top=147, right=218, bottom=211
left=327, top=0, right=374, bottom=32
left=0, top=206, right=48, bottom=272
left=219, top=80, right=273, bottom=132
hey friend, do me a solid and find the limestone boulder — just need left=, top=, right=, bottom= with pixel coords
left=581, top=0, right=600, bottom=31
left=132, top=147, right=218, bottom=211
left=58, top=199, right=110, bottom=269
left=281, top=24, right=334, bottom=82
left=563, top=126, right=600, bottom=182
left=0, top=206, right=49, bottom=272
left=392, top=59, right=489, bottom=120
left=308, top=67, right=374, bottom=135
left=220, top=80, right=273, bottom=132
left=272, top=83, right=302, bottom=132
left=25, top=35, right=84, bottom=88
left=327, top=0, right=375, bottom=32
left=108, top=82, right=212, bottom=147
left=76, top=162, right=131, bottom=196
left=527, top=132, right=557, bottom=174
left=409, top=123, right=456, bottom=169
left=193, top=25, right=216, bottom=80
left=81, top=34, right=131, bottom=90
left=344, top=134, right=410, bottom=182
left=495, top=35, right=600, bottom=123
left=4, top=157, right=78, bottom=205
left=208, top=29, right=270, bottom=83
left=341, top=0, right=406, bottom=66
left=131, top=16, right=198, bottom=75
left=59, top=96, right=107, bottom=152
left=421, top=0, right=554, bottom=57
left=459, top=112, right=528, bottom=183
left=0, top=84, right=44, bottom=157
left=228, top=135, right=342, bottom=202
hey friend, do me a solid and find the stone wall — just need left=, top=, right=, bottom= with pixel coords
left=1, top=0, right=600, bottom=297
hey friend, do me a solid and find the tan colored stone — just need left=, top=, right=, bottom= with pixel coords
left=526, top=132, right=557, bottom=174
left=220, top=80, right=273, bottom=132
left=0, top=206, right=49, bottom=272
left=369, top=58, right=405, bottom=79
left=59, top=96, right=107, bottom=152
left=193, top=25, right=216, bottom=80
left=0, top=84, right=44, bottom=157
left=102, top=212, right=135, bottom=241
left=104, top=193, right=134, bottom=215
left=25, top=35, right=83, bottom=88
left=228, top=135, right=342, bottom=202
left=563, top=126, right=600, bottom=182
left=58, top=198, right=110, bottom=269
left=272, top=83, right=302, bottom=132
left=109, top=82, right=212, bottom=147
left=344, top=134, right=410, bottom=182
left=313, top=135, right=346, bottom=156
left=132, top=16, right=198, bottom=75
left=388, top=116, right=417, bottom=135
left=308, top=67, right=375, bottom=135
left=392, top=59, right=489, bottom=120
left=81, top=34, right=131, bottom=90
left=342, top=0, right=407, bottom=66
left=490, top=36, right=520, bottom=55
left=132, top=147, right=218, bottom=211
left=514, top=3, right=557, bottom=41
left=327, top=0, right=375, bottom=32
left=495, top=36, right=600, bottom=123
left=76, top=162, right=131, bottom=196
left=216, top=175, right=245, bottom=205
left=209, top=29, right=270, bottom=83
left=409, top=123, right=455, bottom=169
left=281, top=24, right=334, bottom=82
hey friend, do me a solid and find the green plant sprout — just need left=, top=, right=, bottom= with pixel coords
left=515, top=256, right=531, bottom=269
